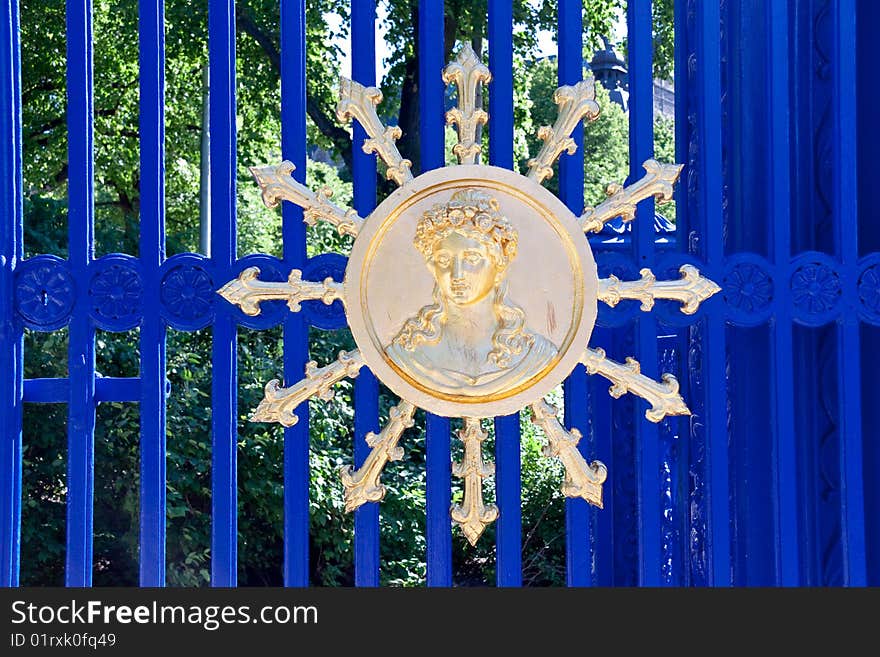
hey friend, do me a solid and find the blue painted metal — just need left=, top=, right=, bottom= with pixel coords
left=691, top=0, right=731, bottom=587
left=489, top=0, right=522, bottom=588
left=589, top=326, right=614, bottom=586
left=832, top=0, right=867, bottom=586
left=352, top=0, right=381, bottom=588
left=857, top=0, right=880, bottom=588
left=558, top=0, right=592, bottom=588
left=3, top=0, right=878, bottom=590
left=281, top=0, right=310, bottom=587
left=725, top=1, right=776, bottom=587
left=208, top=0, right=238, bottom=587
left=419, top=0, right=452, bottom=587
left=138, top=0, right=167, bottom=588
left=65, top=0, right=97, bottom=587
left=627, top=0, right=661, bottom=587
left=767, top=0, right=800, bottom=587
left=0, top=0, right=23, bottom=588
left=24, top=378, right=143, bottom=403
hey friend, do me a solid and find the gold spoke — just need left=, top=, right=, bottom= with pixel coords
left=337, top=77, right=413, bottom=186
left=581, top=347, right=690, bottom=422
left=579, top=159, right=683, bottom=234
left=217, top=267, right=343, bottom=317
left=598, top=264, right=721, bottom=315
left=251, top=350, right=364, bottom=427
left=249, top=161, right=362, bottom=237
left=526, top=79, right=600, bottom=183
left=450, top=418, right=498, bottom=546
left=443, top=44, right=492, bottom=165
left=530, top=399, right=607, bottom=508
left=339, top=400, right=416, bottom=512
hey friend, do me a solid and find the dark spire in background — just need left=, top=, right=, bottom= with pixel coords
left=589, top=36, right=629, bottom=112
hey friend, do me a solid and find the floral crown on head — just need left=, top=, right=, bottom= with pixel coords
left=413, top=188, right=518, bottom=268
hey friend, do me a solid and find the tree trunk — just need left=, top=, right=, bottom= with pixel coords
left=396, top=4, right=421, bottom=175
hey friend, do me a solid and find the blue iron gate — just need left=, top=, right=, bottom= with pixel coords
left=0, top=0, right=877, bottom=587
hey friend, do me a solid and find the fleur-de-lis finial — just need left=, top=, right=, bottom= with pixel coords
left=526, top=79, right=601, bottom=183
left=598, top=264, right=721, bottom=314
left=443, top=44, right=492, bottom=165
left=336, top=77, right=414, bottom=186
left=450, top=418, right=499, bottom=545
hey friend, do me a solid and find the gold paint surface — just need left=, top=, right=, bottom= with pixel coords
left=580, top=347, right=690, bottom=423
left=250, top=350, right=364, bottom=427
left=580, top=159, right=683, bottom=234
left=443, top=44, right=492, bottom=165
left=531, top=399, right=606, bottom=508
left=336, top=77, right=413, bottom=186
left=217, top=266, right=344, bottom=316
left=217, top=45, right=722, bottom=536
left=339, top=400, right=415, bottom=512
left=249, top=161, right=362, bottom=237
left=598, top=264, right=720, bottom=314
left=345, top=165, right=598, bottom=418
left=451, top=418, right=498, bottom=545
left=526, top=80, right=600, bottom=183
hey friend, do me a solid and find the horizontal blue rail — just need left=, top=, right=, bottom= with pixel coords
left=23, top=377, right=154, bottom=403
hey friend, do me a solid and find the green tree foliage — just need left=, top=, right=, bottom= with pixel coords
left=524, top=56, right=675, bottom=223
left=18, top=0, right=674, bottom=586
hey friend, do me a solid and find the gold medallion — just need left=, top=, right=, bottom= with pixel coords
left=346, top=165, right=598, bottom=417
left=217, top=44, right=721, bottom=544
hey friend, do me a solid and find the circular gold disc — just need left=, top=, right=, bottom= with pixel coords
left=345, top=165, right=598, bottom=417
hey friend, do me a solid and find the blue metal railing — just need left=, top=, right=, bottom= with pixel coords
left=280, top=0, right=310, bottom=589
left=0, top=0, right=876, bottom=588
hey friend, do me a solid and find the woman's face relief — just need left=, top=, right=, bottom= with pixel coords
left=429, top=231, right=499, bottom=306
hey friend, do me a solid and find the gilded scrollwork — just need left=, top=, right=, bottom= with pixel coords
left=580, top=159, right=683, bottom=234
left=527, top=80, right=600, bottom=183
left=598, top=264, right=720, bottom=314
left=339, top=400, right=416, bottom=512
left=217, top=266, right=343, bottom=317
left=530, top=399, right=607, bottom=508
left=450, top=418, right=499, bottom=545
left=251, top=350, right=365, bottom=427
left=211, top=45, right=720, bottom=548
left=249, top=161, right=363, bottom=237
left=336, top=77, right=413, bottom=186
left=443, top=44, right=492, bottom=165
left=581, top=347, right=690, bottom=422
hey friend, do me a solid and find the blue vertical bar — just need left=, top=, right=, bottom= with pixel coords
left=488, top=0, right=513, bottom=171
left=489, top=0, right=521, bottom=588
left=352, top=0, right=380, bottom=588
left=856, top=0, right=880, bottom=587
left=419, top=0, right=451, bottom=587
left=672, top=0, right=693, bottom=586
left=590, top=327, right=614, bottom=585
left=694, top=0, right=731, bottom=586
left=767, top=0, right=799, bottom=586
left=208, top=0, right=238, bottom=587
left=138, top=0, right=167, bottom=587
left=493, top=413, right=521, bottom=586
left=65, top=0, right=96, bottom=587
left=833, top=0, right=867, bottom=586
left=281, top=0, right=309, bottom=587
left=627, top=0, right=661, bottom=587
left=558, top=0, right=591, bottom=587
left=0, top=0, right=23, bottom=588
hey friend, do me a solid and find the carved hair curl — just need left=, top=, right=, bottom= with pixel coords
left=413, top=189, right=518, bottom=270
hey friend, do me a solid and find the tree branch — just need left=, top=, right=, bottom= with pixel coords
left=235, top=1, right=354, bottom=174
